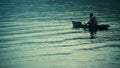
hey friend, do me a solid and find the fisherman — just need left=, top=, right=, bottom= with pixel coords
left=87, top=13, right=98, bottom=39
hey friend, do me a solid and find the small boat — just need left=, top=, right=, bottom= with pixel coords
left=72, top=21, right=110, bottom=30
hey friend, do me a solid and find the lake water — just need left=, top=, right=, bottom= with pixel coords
left=0, top=0, right=120, bottom=68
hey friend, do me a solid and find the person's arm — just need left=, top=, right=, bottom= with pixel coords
left=87, top=17, right=92, bottom=25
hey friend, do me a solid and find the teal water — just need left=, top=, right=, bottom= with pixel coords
left=0, top=0, right=120, bottom=68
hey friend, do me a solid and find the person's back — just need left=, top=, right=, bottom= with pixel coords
left=88, top=13, right=98, bottom=26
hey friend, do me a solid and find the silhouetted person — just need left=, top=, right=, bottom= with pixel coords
left=87, top=13, right=98, bottom=39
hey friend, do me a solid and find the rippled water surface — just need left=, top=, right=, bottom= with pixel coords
left=0, top=0, right=120, bottom=68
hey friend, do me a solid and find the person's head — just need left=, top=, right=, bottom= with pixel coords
left=90, top=13, right=93, bottom=17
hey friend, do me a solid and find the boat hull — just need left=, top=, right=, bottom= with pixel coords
left=72, top=21, right=110, bottom=30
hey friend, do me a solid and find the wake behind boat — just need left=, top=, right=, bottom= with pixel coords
left=72, top=21, right=110, bottom=30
